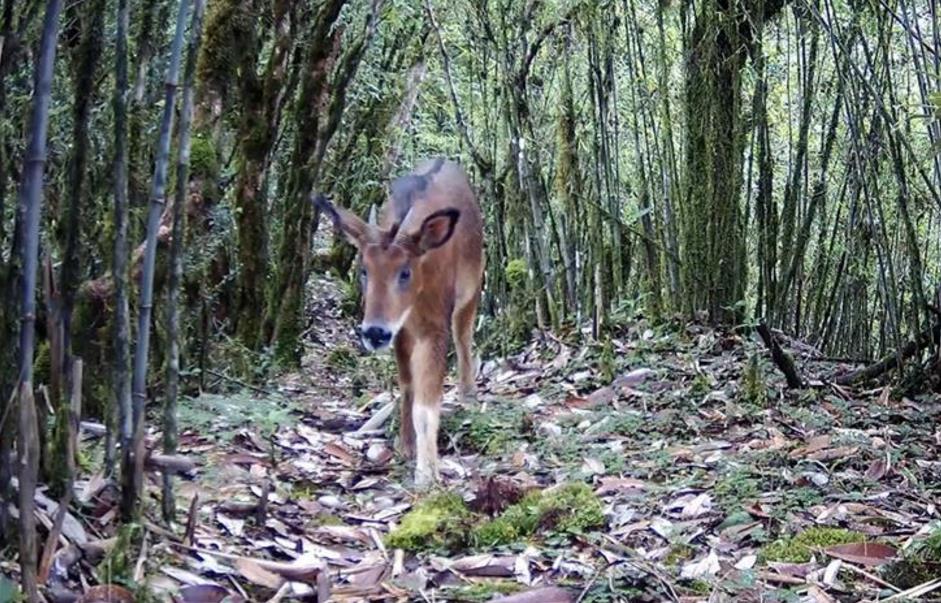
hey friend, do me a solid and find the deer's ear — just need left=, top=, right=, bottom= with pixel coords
left=415, top=208, right=460, bottom=252
left=315, top=194, right=369, bottom=249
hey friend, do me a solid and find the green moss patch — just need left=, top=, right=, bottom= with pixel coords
left=760, top=527, right=865, bottom=563
left=386, top=483, right=606, bottom=552
left=472, top=482, right=605, bottom=547
left=385, top=492, right=473, bottom=552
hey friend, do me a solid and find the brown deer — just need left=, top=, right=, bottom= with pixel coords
left=316, top=158, right=484, bottom=487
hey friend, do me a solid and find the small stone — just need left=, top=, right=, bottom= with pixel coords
left=366, top=443, right=391, bottom=463
left=318, top=495, right=343, bottom=509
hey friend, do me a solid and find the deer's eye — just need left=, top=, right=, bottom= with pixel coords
left=359, top=267, right=367, bottom=282
left=399, top=268, right=411, bottom=283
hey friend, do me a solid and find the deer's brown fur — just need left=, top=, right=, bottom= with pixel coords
left=318, top=158, right=483, bottom=487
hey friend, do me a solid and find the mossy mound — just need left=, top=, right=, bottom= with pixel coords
left=386, top=483, right=606, bottom=552
left=760, top=527, right=865, bottom=563
left=385, top=492, right=473, bottom=552
left=885, top=525, right=941, bottom=589
left=472, top=482, right=605, bottom=547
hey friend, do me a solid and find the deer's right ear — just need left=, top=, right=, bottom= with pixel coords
left=315, top=194, right=369, bottom=249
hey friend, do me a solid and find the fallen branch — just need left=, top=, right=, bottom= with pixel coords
left=756, top=322, right=804, bottom=388
left=835, top=324, right=938, bottom=385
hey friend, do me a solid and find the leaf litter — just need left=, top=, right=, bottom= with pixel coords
left=25, top=261, right=941, bottom=602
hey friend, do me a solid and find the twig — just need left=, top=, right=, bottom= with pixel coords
left=839, top=562, right=901, bottom=593
left=133, top=529, right=149, bottom=583
left=882, top=578, right=941, bottom=601
left=256, top=479, right=271, bottom=525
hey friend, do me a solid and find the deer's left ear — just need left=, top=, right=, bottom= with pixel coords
left=416, top=208, right=460, bottom=252
left=315, top=194, right=370, bottom=249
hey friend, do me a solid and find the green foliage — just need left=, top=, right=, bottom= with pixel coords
left=0, top=575, right=22, bottom=602
left=384, top=483, right=604, bottom=552
left=885, top=523, right=941, bottom=589
left=100, top=523, right=143, bottom=587
left=713, top=465, right=760, bottom=510
left=504, top=259, right=528, bottom=291
left=326, top=345, right=358, bottom=370
left=760, top=527, right=865, bottom=563
left=441, top=402, right=527, bottom=455
left=178, top=390, right=292, bottom=443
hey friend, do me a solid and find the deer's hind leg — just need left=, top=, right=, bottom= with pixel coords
left=451, top=295, right=479, bottom=404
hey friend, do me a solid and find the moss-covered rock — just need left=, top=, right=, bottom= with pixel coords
left=385, top=492, right=472, bottom=552
left=760, top=527, right=865, bottom=563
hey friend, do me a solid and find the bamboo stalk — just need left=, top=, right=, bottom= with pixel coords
left=164, top=0, right=206, bottom=524
left=110, top=0, right=131, bottom=478
left=122, top=0, right=190, bottom=522
left=14, top=0, right=64, bottom=596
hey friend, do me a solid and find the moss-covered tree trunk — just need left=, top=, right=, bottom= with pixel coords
left=48, top=0, right=106, bottom=497
left=268, top=0, right=347, bottom=365
left=682, top=0, right=784, bottom=324
left=202, top=0, right=294, bottom=351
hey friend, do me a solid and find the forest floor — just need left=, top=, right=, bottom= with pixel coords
left=33, top=245, right=941, bottom=602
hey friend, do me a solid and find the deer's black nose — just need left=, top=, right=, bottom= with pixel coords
left=362, top=326, right=392, bottom=349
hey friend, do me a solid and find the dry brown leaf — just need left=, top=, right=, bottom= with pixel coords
left=235, top=558, right=284, bottom=590
left=595, top=477, right=648, bottom=495
left=807, top=445, right=859, bottom=462
left=449, top=554, right=517, bottom=577
left=323, top=441, right=358, bottom=466
left=789, top=435, right=832, bottom=459
left=824, top=542, right=897, bottom=567
left=78, top=585, right=135, bottom=603
left=865, top=458, right=888, bottom=481
left=490, top=586, right=574, bottom=603
left=177, top=583, right=243, bottom=602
